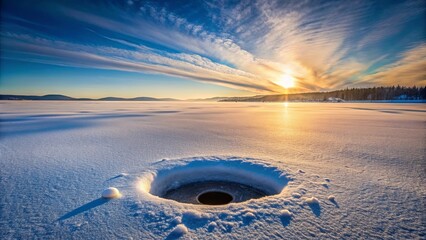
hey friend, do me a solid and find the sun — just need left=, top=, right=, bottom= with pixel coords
left=277, top=73, right=295, bottom=89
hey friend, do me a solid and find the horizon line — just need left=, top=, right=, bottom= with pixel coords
left=1, top=85, right=425, bottom=101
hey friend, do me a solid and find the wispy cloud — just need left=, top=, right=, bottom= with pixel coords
left=356, top=0, right=425, bottom=49
left=2, top=32, right=275, bottom=93
left=359, top=44, right=426, bottom=86
left=1, top=0, right=425, bottom=94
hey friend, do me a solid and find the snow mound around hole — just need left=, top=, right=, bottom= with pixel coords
left=137, top=156, right=291, bottom=205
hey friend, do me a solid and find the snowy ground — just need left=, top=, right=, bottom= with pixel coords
left=0, top=101, right=425, bottom=239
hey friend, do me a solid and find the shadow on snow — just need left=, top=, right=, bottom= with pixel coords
left=57, top=198, right=109, bottom=221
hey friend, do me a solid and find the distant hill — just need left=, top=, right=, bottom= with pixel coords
left=188, top=97, right=232, bottom=102
left=98, top=96, right=177, bottom=101
left=0, top=94, right=179, bottom=101
left=0, top=94, right=75, bottom=100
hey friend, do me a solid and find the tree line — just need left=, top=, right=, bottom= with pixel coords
left=320, top=86, right=426, bottom=101
left=221, top=86, right=426, bottom=102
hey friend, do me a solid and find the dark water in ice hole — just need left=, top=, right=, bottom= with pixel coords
left=162, top=181, right=268, bottom=205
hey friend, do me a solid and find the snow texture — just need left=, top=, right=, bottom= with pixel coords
left=305, top=197, right=320, bottom=205
left=0, top=101, right=425, bottom=239
left=169, top=224, right=188, bottom=238
left=280, top=209, right=292, bottom=218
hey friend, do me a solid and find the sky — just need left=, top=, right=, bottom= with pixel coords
left=0, top=0, right=425, bottom=99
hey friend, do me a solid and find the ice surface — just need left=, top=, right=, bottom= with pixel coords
left=0, top=101, right=425, bottom=239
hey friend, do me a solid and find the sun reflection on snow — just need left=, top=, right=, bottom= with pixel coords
left=283, top=101, right=289, bottom=108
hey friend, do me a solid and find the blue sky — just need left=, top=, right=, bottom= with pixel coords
left=1, top=0, right=425, bottom=99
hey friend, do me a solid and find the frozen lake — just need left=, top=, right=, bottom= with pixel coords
left=1, top=101, right=425, bottom=239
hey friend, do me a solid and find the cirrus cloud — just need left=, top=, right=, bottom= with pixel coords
left=1, top=0, right=425, bottom=94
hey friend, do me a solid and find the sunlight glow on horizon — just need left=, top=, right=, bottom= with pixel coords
left=276, top=71, right=296, bottom=89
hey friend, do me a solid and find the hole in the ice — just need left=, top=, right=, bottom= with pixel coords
left=197, top=191, right=233, bottom=205
left=138, top=157, right=289, bottom=205
left=162, top=180, right=268, bottom=204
